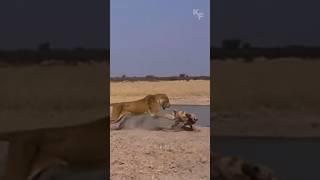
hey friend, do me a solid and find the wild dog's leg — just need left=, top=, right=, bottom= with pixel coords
left=187, top=124, right=193, bottom=130
left=4, top=138, right=38, bottom=180
left=181, top=123, right=194, bottom=131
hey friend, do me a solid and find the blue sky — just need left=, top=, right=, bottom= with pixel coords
left=111, top=0, right=210, bottom=77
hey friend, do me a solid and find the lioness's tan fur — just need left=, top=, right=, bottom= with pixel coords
left=110, top=94, right=171, bottom=129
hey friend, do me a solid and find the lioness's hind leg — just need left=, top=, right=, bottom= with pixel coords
left=110, top=112, right=127, bottom=124
left=111, top=115, right=129, bottom=130
left=117, top=116, right=128, bottom=130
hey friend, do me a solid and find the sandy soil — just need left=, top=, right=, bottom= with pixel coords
left=110, top=80, right=210, bottom=105
left=110, top=128, right=210, bottom=180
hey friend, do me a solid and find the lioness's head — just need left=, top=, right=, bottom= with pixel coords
left=155, top=94, right=171, bottom=110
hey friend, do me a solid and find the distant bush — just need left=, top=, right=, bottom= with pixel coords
left=145, top=75, right=155, bottom=79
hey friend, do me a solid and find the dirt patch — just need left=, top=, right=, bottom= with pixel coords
left=110, top=128, right=210, bottom=180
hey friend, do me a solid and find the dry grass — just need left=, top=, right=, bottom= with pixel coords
left=213, top=59, right=320, bottom=112
left=110, top=80, right=210, bottom=105
left=0, top=63, right=108, bottom=131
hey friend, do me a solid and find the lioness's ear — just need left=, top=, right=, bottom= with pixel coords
left=186, top=113, right=191, bottom=118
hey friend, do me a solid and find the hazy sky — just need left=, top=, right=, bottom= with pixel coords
left=110, top=0, right=210, bottom=77
left=212, top=0, right=320, bottom=47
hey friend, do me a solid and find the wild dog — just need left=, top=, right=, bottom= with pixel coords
left=170, top=110, right=198, bottom=130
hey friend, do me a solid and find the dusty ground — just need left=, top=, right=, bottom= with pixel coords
left=110, top=128, right=210, bottom=180
left=110, top=80, right=210, bottom=105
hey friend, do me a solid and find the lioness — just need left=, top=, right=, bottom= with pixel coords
left=110, top=94, right=171, bottom=130
left=0, top=117, right=107, bottom=180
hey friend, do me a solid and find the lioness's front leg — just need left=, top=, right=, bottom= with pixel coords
left=149, top=111, right=175, bottom=121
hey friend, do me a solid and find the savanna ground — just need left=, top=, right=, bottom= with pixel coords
left=110, top=76, right=210, bottom=179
